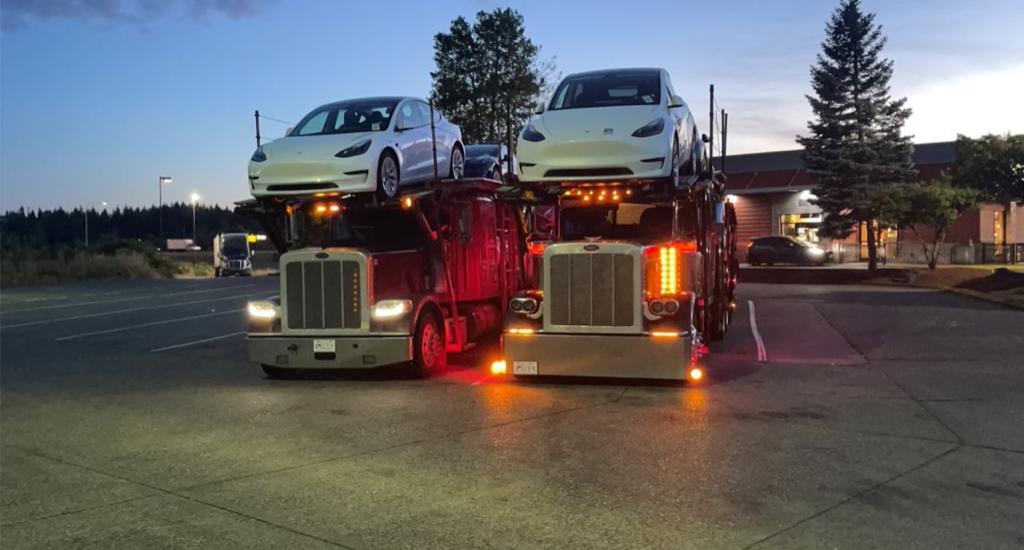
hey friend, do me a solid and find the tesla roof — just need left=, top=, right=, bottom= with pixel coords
left=720, top=141, right=955, bottom=194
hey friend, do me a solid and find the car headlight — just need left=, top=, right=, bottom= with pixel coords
left=372, top=299, right=412, bottom=320
left=250, top=146, right=267, bottom=162
left=335, top=139, right=372, bottom=158
left=247, top=300, right=278, bottom=319
left=632, top=118, right=665, bottom=138
left=522, top=123, right=545, bottom=142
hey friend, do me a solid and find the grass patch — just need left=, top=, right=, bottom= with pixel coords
left=1, top=239, right=178, bottom=287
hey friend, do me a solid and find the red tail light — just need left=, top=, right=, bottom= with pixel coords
left=645, top=241, right=696, bottom=298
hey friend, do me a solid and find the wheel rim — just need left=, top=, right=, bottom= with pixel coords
left=380, top=156, right=398, bottom=196
left=451, top=148, right=464, bottom=179
left=420, top=320, right=442, bottom=370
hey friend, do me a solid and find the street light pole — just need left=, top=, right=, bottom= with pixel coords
left=83, top=201, right=107, bottom=248
left=190, top=193, right=200, bottom=244
left=158, top=176, right=172, bottom=244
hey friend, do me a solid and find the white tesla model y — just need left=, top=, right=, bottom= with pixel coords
left=249, top=97, right=464, bottom=199
left=516, top=68, right=705, bottom=187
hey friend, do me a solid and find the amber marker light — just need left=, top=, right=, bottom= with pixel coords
left=689, top=367, right=704, bottom=381
left=650, top=331, right=679, bottom=338
left=507, top=328, right=535, bottom=335
left=401, top=196, right=414, bottom=209
left=490, top=360, right=507, bottom=375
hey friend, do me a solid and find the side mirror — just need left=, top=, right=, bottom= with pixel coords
left=701, top=133, right=710, bottom=143
left=534, top=100, right=546, bottom=114
left=669, top=94, right=685, bottom=108
left=284, top=127, right=293, bottom=136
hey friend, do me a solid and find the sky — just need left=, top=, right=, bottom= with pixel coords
left=1, top=0, right=1022, bottom=210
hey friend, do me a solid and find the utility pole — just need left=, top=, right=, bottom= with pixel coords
left=158, top=176, right=172, bottom=245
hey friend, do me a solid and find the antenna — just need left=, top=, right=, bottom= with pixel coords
left=708, top=84, right=715, bottom=177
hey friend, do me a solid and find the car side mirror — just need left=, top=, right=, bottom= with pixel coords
left=669, top=94, right=685, bottom=108
left=285, top=127, right=293, bottom=136
left=534, top=100, right=546, bottom=114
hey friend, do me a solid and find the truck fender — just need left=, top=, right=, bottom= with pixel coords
left=411, top=297, right=444, bottom=335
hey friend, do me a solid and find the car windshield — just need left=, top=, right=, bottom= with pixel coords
left=560, top=203, right=683, bottom=243
left=465, top=145, right=500, bottom=158
left=291, top=99, right=399, bottom=136
left=292, top=207, right=426, bottom=252
left=549, top=71, right=660, bottom=110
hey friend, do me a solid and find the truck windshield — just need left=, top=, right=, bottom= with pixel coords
left=292, top=207, right=426, bottom=252
left=560, top=203, right=679, bottom=244
left=222, top=237, right=249, bottom=258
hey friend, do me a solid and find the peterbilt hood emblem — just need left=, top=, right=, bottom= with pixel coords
left=315, top=252, right=329, bottom=259
left=583, top=244, right=600, bottom=251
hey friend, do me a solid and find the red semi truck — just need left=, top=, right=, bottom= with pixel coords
left=243, top=179, right=530, bottom=377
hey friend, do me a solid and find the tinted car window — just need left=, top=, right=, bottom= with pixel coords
left=550, top=71, right=661, bottom=110
left=292, top=99, right=398, bottom=136
left=293, top=207, right=425, bottom=252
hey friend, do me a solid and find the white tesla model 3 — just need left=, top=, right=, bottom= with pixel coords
left=516, top=68, right=705, bottom=187
left=249, top=97, right=464, bottom=199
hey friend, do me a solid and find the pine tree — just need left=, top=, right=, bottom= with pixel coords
left=798, top=0, right=914, bottom=271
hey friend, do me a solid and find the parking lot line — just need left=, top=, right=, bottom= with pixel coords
left=150, top=331, right=246, bottom=353
left=0, top=292, right=266, bottom=329
left=749, top=300, right=767, bottom=362
left=1, top=284, right=254, bottom=314
left=55, top=309, right=245, bottom=341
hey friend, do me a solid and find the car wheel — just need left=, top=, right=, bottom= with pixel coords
left=410, top=311, right=446, bottom=378
left=262, top=364, right=297, bottom=379
left=449, top=145, right=464, bottom=180
left=377, top=151, right=400, bottom=199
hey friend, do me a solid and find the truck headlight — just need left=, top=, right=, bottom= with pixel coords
left=510, top=296, right=539, bottom=314
left=372, top=299, right=412, bottom=320
left=247, top=301, right=279, bottom=319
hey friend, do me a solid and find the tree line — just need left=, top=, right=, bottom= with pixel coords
left=0, top=203, right=261, bottom=251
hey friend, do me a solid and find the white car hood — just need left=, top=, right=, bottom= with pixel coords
left=263, top=132, right=375, bottom=160
left=536, top=105, right=663, bottom=140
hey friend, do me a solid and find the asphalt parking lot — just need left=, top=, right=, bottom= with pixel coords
left=1, top=278, right=1022, bottom=549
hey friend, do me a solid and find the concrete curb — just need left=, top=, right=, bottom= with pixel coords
left=938, top=286, right=1024, bottom=311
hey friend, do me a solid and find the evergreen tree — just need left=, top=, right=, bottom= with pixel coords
left=798, top=0, right=914, bottom=271
left=430, top=9, right=553, bottom=146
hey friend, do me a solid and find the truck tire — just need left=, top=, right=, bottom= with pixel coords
left=377, top=151, right=400, bottom=200
left=410, top=312, right=446, bottom=378
left=262, top=364, right=297, bottom=379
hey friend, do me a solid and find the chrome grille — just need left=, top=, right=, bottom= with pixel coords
left=547, top=252, right=634, bottom=327
left=284, top=259, right=361, bottom=330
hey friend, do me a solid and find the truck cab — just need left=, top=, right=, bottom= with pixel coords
left=497, top=180, right=737, bottom=381
left=244, top=180, right=528, bottom=378
left=214, top=233, right=253, bottom=276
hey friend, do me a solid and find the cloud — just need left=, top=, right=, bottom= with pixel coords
left=1, top=0, right=268, bottom=30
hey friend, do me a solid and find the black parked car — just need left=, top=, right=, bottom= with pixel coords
left=747, top=236, right=830, bottom=266
left=463, top=144, right=516, bottom=181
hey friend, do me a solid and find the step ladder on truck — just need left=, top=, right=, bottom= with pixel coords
left=492, top=86, right=738, bottom=382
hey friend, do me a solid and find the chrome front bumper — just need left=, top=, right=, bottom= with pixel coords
left=502, top=332, right=694, bottom=380
left=247, top=334, right=412, bottom=369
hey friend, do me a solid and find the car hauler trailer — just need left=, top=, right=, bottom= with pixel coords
left=241, top=179, right=530, bottom=378
left=494, top=86, right=737, bottom=382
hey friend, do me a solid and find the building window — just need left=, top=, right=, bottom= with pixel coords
left=780, top=213, right=822, bottom=243
left=993, top=210, right=1003, bottom=245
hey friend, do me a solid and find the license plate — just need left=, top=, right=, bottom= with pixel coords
left=513, top=361, right=538, bottom=375
left=313, top=339, right=336, bottom=353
